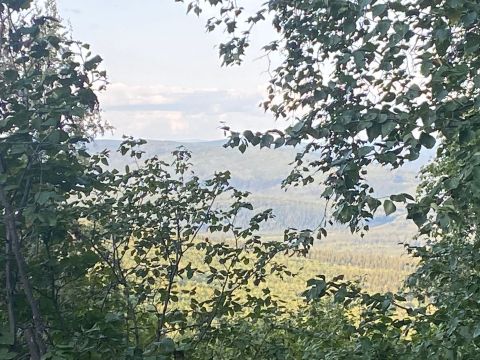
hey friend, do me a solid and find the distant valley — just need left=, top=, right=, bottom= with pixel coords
left=89, top=139, right=432, bottom=243
left=86, top=139, right=432, bottom=292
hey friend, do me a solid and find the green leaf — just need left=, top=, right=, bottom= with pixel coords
left=381, top=121, right=396, bottom=136
left=156, top=337, right=175, bottom=354
left=383, top=199, right=396, bottom=215
left=3, top=69, right=18, bottom=81
left=372, top=4, right=387, bottom=17
left=367, top=123, right=381, bottom=141
left=459, top=129, right=474, bottom=144
left=260, top=134, right=274, bottom=148
left=419, top=132, right=436, bottom=149
left=243, top=130, right=254, bottom=142
left=473, top=324, right=480, bottom=338
left=0, top=327, right=14, bottom=345
left=410, top=212, right=427, bottom=227
left=334, top=286, right=347, bottom=303
left=390, top=194, right=405, bottom=202
left=84, top=55, right=103, bottom=70
left=239, top=143, right=247, bottom=153
left=353, top=51, right=365, bottom=68
left=35, top=191, right=54, bottom=205
left=274, top=137, right=285, bottom=148
left=358, top=145, right=374, bottom=157
left=376, top=20, right=391, bottom=35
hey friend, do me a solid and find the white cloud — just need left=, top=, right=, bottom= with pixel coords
left=166, top=112, right=189, bottom=134
left=100, top=83, right=265, bottom=113
left=98, top=83, right=277, bottom=140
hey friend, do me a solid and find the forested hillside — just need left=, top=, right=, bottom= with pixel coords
left=87, top=140, right=420, bottom=298
left=90, top=139, right=428, bottom=233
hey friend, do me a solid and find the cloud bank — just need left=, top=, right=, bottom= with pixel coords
left=99, top=83, right=276, bottom=140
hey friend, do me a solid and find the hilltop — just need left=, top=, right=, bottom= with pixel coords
left=89, top=139, right=431, bottom=242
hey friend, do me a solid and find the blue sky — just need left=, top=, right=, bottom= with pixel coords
left=56, top=0, right=278, bottom=140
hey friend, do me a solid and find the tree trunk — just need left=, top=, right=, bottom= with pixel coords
left=5, top=231, right=17, bottom=345
left=24, top=328, right=41, bottom=360
left=0, top=188, right=47, bottom=356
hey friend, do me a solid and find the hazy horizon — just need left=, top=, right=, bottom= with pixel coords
left=57, top=0, right=279, bottom=141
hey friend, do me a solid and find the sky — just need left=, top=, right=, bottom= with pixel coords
left=56, top=0, right=279, bottom=141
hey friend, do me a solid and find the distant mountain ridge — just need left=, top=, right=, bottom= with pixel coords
left=89, top=139, right=431, bottom=236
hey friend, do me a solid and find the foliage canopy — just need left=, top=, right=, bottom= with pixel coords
left=2, top=0, right=480, bottom=358
left=180, top=0, right=480, bottom=237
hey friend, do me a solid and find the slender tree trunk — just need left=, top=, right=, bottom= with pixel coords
left=5, top=231, right=16, bottom=345
left=123, top=285, right=140, bottom=348
left=24, top=328, right=41, bottom=360
left=157, top=263, right=177, bottom=341
left=112, top=235, right=140, bottom=348
left=0, top=190, right=47, bottom=356
left=45, top=238, right=66, bottom=330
